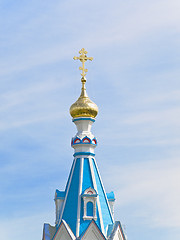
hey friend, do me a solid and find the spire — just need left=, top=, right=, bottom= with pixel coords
left=70, top=48, right=98, bottom=119
left=54, top=49, right=114, bottom=237
left=42, top=48, right=127, bottom=240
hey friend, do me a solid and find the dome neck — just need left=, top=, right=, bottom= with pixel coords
left=80, top=77, right=88, bottom=98
left=73, top=117, right=95, bottom=133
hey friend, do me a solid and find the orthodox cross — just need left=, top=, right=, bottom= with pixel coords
left=73, top=48, right=93, bottom=82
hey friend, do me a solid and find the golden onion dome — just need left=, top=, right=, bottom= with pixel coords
left=70, top=78, right=98, bottom=118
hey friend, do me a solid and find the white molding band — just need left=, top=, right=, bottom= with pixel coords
left=59, top=158, right=77, bottom=225
left=89, top=158, right=105, bottom=235
left=76, top=157, right=84, bottom=237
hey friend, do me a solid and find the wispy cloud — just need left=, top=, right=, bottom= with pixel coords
left=1, top=0, right=179, bottom=77
left=0, top=78, right=69, bottom=130
left=0, top=211, right=54, bottom=240
left=103, top=156, right=180, bottom=228
left=122, top=107, right=180, bottom=126
left=0, top=1, right=179, bottom=240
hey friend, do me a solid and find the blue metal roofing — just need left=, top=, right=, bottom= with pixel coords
left=44, top=224, right=51, bottom=240
left=79, top=220, right=106, bottom=240
left=61, top=158, right=80, bottom=234
left=82, top=158, right=93, bottom=191
left=79, top=157, right=99, bottom=235
left=43, top=223, right=56, bottom=240
left=55, top=190, right=65, bottom=199
left=92, top=158, right=114, bottom=230
left=108, top=221, right=126, bottom=240
left=106, top=191, right=115, bottom=201
left=58, top=157, right=114, bottom=237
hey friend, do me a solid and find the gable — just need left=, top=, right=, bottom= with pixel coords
left=53, top=220, right=76, bottom=240
left=81, top=221, right=106, bottom=240
left=108, top=222, right=126, bottom=240
left=112, top=226, right=124, bottom=240
left=43, top=223, right=56, bottom=240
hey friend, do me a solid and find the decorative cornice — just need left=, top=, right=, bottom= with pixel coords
left=73, top=152, right=95, bottom=157
left=73, top=117, right=95, bottom=122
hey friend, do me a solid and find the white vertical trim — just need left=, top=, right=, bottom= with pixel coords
left=93, top=159, right=114, bottom=223
left=76, top=157, right=84, bottom=237
left=59, top=158, right=77, bottom=224
left=89, top=158, right=105, bottom=235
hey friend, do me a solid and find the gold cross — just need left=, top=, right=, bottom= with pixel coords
left=73, top=48, right=93, bottom=82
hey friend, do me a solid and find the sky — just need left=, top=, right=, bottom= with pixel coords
left=0, top=0, right=180, bottom=239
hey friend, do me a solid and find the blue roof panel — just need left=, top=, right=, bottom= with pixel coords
left=106, top=191, right=115, bottom=201
left=92, top=158, right=114, bottom=230
left=55, top=190, right=65, bottom=199
left=82, top=158, right=93, bottom=192
left=62, top=158, right=81, bottom=235
left=64, top=159, right=76, bottom=193
left=44, top=224, right=51, bottom=240
left=79, top=158, right=94, bottom=235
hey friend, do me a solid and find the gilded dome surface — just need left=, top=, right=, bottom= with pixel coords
left=70, top=85, right=98, bottom=118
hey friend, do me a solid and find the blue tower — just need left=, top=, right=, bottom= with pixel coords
left=42, top=48, right=126, bottom=240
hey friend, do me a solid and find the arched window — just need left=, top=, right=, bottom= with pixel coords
left=86, top=201, right=93, bottom=217
left=82, top=187, right=97, bottom=221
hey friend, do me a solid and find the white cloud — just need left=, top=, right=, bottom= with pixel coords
left=0, top=78, right=69, bottom=130
left=122, top=107, right=180, bottom=126
left=1, top=0, right=179, bottom=77
left=0, top=212, right=54, bottom=240
left=127, top=90, right=180, bottom=107
left=0, top=1, right=179, bottom=240
left=98, top=107, right=180, bottom=147
left=104, top=157, right=180, bottom=228
left=0, top=80, right=66, bottom=110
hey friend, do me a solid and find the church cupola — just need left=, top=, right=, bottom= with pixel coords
left=70, top=48, right=98, bottom=158
left=42, top=48, right=127, bottom=240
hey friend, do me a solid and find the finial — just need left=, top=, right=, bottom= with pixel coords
left=70, top=48, right=98, bottom=119
left=73, top=48, right=93, bottom=83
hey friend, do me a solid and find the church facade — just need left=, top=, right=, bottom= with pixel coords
left=42, top=48, right=126, bottom=240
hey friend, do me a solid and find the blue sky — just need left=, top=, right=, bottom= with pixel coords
left=0, top=0, right=180, bottom=239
